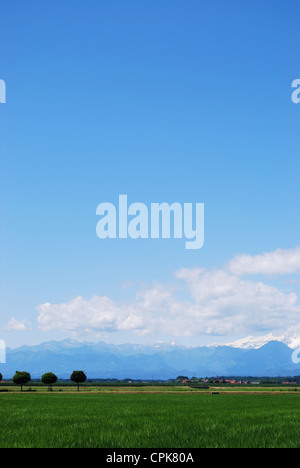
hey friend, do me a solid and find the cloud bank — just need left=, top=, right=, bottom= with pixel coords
left=35, top=246, right=300, bottom=340
left=4, top=318, right=31, bottom=332
left=228, top=247, right=300, bottom=276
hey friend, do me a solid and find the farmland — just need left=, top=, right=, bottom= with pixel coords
left=1, top=389, right=300, bottom=448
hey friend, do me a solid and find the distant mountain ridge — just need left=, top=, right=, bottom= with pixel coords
left=1, top=339, right=299, bottom=380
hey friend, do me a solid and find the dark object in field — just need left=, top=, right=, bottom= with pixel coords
left=70, top=371, right=87, bottom=391
left=189, top=386, right=210, bottom=389
left=12, top=371, right=31, bottom=392
left=41, top=372, right=58, bottom=391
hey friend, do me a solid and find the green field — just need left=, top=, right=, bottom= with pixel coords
left=1, top=392, right=300, bottom=448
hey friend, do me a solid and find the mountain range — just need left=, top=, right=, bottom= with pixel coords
left=1, top=339, right=300, bottom=380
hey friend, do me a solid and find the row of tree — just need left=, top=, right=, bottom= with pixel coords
left=0, top=371, right=87, bottom=391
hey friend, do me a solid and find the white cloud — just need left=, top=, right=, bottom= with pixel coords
left=173, top=267, right=299, bottom=335
left=36, top=248, right=300, bottom=340
left=228, top=246, right=300, bottom=276
left=4, top=318, right=31, bottom=332
left=176, top=267, right=298, bottom=315
left=37, top=296, right=123, bottom=334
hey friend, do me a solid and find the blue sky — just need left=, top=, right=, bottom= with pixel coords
left=1, top=0, right=300, bottom=348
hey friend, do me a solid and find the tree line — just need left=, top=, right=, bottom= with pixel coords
left=0, top=371, right=87, bottom=391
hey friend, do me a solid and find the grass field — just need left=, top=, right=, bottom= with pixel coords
left=1, top=391, right=300, bottom=448
left=1, top=384, right=300, bottom=393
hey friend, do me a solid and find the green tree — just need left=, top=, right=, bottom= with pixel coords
left=176, top=375, right=189, bottom=382
left=0, top=373, right=2, bottom=382
left=12, top=371, right=31, bottom=392
left=70, top=371, right=86, bottom=391
left=41, top=372, right=58, bottom=391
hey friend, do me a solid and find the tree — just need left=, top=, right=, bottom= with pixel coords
left=70, top=371, right=86, bottom=391
left=0, top=373, right=2, bottom=382
left=176, top=375, right=189, bottom=382
left=41, top=372, right=58, bottom=391
left=12, top=371, right=31, bottom=391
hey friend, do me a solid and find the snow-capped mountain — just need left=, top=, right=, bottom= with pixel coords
left=1, top=338, right=300, bottom=380
left=222, top=334, right=300, bottom=350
